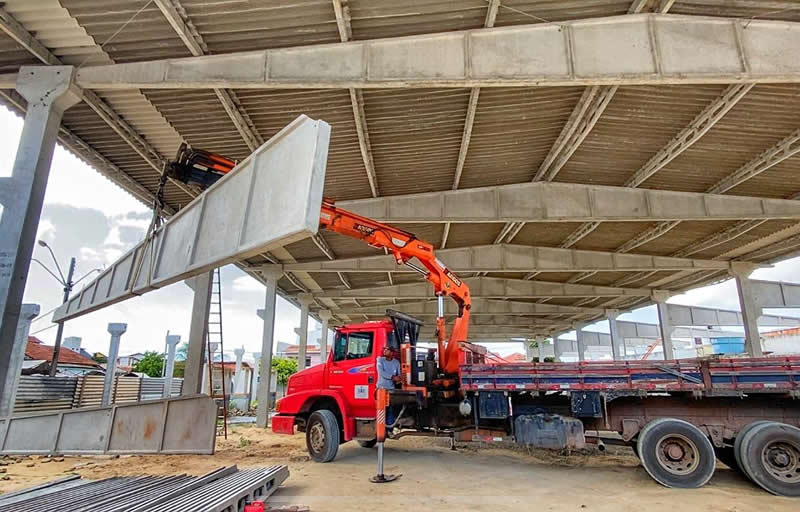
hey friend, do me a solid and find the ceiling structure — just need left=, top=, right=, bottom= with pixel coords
left=3, top=0, right=800, bottom=341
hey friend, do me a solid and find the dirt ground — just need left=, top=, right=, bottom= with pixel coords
left=0, top=424, right=795, bottom=511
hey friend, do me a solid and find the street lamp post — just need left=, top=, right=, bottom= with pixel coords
left=32, top=240, right=100, bottom=376
left=49, top=255, right=75, bottom=377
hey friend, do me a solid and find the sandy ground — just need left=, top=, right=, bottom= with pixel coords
left=0, top=424, right=795, bottom=511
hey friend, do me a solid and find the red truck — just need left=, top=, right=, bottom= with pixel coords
left=270, top=198, right=800, bottom=497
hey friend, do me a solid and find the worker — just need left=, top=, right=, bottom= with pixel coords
left=376, top=345, right=401, bottom=427
left=377, top=345, right=401, bottom=389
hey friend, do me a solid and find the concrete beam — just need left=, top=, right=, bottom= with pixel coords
left=336, top=182, right=800, bottom=224
left=323, top=298, right=603, bottom=316
left=312, top=276, right=654, bottom=299
left=667, top=303, right=800, bottom=328
left=53, top=116, right=331, bottom=323
left=15, top=15, right=796, bottom=90
left=288, top=244, right=742, bottom=274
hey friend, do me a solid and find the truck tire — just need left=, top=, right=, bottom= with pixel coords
left=358, top=439, right=377, bottom=448
left=306, top=410, right=340, bottom=463
left=734, top=420, right=770, bottom=472
left=636, top=418, right=715, bottom=489
left=737, top=421, right=800, bottom=497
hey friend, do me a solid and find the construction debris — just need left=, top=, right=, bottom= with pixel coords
left=0, top=465, right=289, bottom=512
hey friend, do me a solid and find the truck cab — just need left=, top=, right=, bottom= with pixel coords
left=272, top=320, right=395, bottom=461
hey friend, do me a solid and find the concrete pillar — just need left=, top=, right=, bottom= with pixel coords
left=535, top=336, right=546, bottom=361
left=257, top=266, right=281, bottom=428
left=575, top=323, right=588, bottom=362
left=653, top=291, right=675, bottom=360
left=0, top=67, right=81, bottom=400
left=102, top=323, right=127, bottom=406
left=162, top=334, right=180, bottom=398
left=0, top=304, right=39, bottom=417
left=249, top=351, right=261, bottom=406
left=296, top=293, right=313, bottom=371
left=318, top=309, right=332, bottom=361
left=524, top=339, right=535, bottom=362
left=606, top=310, right=622, bottom=361
left=554, top=336, right=565, bottom=361
left=231, top=346, right=247, bottom=410
left=731, top=263, right=764, bottom=357
left=183, top=271, right=213, bottom=395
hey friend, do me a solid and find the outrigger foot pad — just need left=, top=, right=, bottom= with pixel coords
left=370, top=473, right=401, bottom=483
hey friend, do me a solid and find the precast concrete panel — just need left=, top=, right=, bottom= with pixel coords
left=53, top=115, right=330, bottom=322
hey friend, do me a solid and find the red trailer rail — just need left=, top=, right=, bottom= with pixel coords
left=460, top=357, right=800, bottom=395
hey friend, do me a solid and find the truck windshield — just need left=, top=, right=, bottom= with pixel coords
left=333, top=331, right=375, bottom=361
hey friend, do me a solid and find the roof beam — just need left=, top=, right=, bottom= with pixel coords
left=153, top=0, right=263, bottom=151
left=286, top=243, right=746, bottom=274
left=322, top=298, right=603, bottom=316
left=0, top=5, right=196, bottom=202
left=558, top=83, right=753, bottom=249
left=336, top=181, right=800, bottom=224
left=0, top=89, right=172, bottom=215
left=311, top=276, right=655, bottom=300
left=332, top=0, right=380, bottom=197
left=667, top=303, right=800, bottom=328
left=37, top=15, right=800, bottom=90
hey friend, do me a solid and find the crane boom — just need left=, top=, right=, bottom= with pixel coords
left=319, top=199, right=471, bottom=374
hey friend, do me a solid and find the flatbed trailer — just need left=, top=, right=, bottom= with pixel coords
left=457, top=355, right=800, bottom=495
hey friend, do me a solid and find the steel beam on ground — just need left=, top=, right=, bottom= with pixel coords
left=336, top=182, right=800, bottom=224
left=40, top=15, right=800, bottom=90
left=52, top=116, right=330, bottom=323
left=0, top=67, right=80, bottom=400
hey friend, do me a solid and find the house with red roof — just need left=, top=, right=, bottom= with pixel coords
left=25, top=336, right=102, bottom=376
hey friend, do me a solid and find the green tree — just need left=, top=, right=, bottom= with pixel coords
left=173, top=360, right=186, bottom=378
left=271, top=357, right=298, bottom=385
left=92, top=352, right=107, bottom=364
left=133, top=351, right=165, bottom=377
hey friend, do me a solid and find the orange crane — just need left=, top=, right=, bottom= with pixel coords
left=319, top=198, right=471, bottom=375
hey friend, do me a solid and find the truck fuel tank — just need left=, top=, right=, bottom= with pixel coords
left=514, top=414, right=585, bottom=450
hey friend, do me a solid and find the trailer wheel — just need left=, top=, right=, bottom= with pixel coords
left=734, top=420, right=770, bottom=472
left=637, top=418, right=715, bottom=489
left=306, top=410, right=340, bottom=463
left=737, top=422, right=800, bottom=497
left=358, top=439, right=377, bottom=448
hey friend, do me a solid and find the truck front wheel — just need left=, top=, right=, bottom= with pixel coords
left=306, top=410, right=340, bottom=462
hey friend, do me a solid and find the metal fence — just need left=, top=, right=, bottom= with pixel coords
left=14, top=375, right=184, bottom=414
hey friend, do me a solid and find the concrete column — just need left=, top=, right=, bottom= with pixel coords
left=524, top=339, right=535, bottom=362
left=554, top=336, right=565, bottom=361
left=0, top=67, right=81, bottom=399
left=202, top=342, right=219, bottom=395
left=256, top=266, right=282, bottom=428
left=183, top=271, right=213, bottom=395
left=296, top=293, right=313, bottom=371
left=318, top=309, right=332, bottom=361
left=102, top=323, right=127, bottom=406
left=0, top=304, right=39, bottom=417
left=535, top=336, right=546, bottom=361
left=249, top=351, right=261, bottom=406
left=162, top=334, right=180, bottom=398
left=575, top=323, right=588, bottom=362
left=653, top=291, right=675, bottom=360
left=606, top=310, right=622, bottom=361
left=731, top=263, right=764, bottom=357
left=233, top=347, right=246, bottom=392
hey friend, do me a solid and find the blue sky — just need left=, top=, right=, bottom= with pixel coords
left=3, top=106, right=799, bottom=358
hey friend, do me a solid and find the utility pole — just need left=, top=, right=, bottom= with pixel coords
left=49, top=257, right=75, bottom=376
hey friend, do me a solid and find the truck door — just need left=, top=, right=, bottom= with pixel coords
left=328, top=329, right=378, bottom=417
